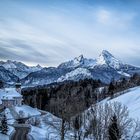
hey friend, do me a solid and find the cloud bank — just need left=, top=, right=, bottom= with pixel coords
left=0, top=0, right=140, bottom=67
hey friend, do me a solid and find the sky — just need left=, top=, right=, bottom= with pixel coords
left=0, top=0, right=140, bottom=67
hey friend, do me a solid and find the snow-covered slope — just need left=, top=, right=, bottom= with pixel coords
left=57, top=68, right=92, bottom=82
left=108, top=86, right=140, bottom=119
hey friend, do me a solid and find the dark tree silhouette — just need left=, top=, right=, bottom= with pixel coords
left=74, top=117, right=80, bottom=131
left=1, top=115, right=8, bottom=134
left=73, top=115, right=82, bottom=140
left=0, top=80, right=4, bottom=89
left=108, top=82, right=115, bottom=97
left=0, top=119, right=2, bottom=132
left=108, top=115, right=120, bottom=140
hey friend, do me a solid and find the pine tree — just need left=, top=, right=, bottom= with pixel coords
left=108, top=115, right=120, bottom=140
left=74, top=117, right=80, bottom=131
left=0, top=80, right=4, bottom=89
left=0, top=120, right=2, bottom=132
left=73, top=115, right=82, bottom=140
left=108, top=82, right=115, bottom=98
left=1, top=115, right=8, bottom=135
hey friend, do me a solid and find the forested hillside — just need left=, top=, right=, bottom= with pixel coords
left=22, top=73, right=140, bottom=119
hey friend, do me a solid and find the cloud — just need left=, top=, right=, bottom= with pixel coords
left=94, top=8, right=136, bottom=29
left=0, top=17, right=82, bottom=66
left=0, top=1, right=140, bottom=67
left=96, top=9, right=111, bottom=24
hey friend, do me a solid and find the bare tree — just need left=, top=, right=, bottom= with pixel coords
left=84, top=102, right=140, bottom=140
left=130, top=119, right=140, bottom=140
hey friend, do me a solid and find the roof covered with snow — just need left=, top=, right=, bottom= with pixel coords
left=14, top=105, right=41, bottom=118
left=0, top=88, right=22, bottom=103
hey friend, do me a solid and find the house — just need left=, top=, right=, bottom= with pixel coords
left=0, top=82, right=23, bottom=108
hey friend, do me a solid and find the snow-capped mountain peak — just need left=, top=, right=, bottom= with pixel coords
left=0, top=60, right=43, bottom=79
left=0, top=60, right=29, bottom=69
left=58, top=50, right=124, bottom=70
left=36, top=64, right=42, bottom=69
left=58, top=55, right=84, bottom=69
left=30, top=64, right=42, bottom=72
left=73, top=54, right=85, bottom=66
left=101, top=50, right=114, bottom=57
left=74, top=54, right=84, bottom=62
left=58, top=54, right=96, bottom=69
left=96, top=50, right=122, bottom=69
left=1, top=50, right=140, bottom=86
left=2, top=60, right=17, bottom=69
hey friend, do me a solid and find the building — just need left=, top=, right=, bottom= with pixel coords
left=15, top=80, right=22, bottom=94
left=0, top=82, right=23, bottom=108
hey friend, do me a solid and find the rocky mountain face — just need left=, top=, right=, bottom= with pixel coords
left=21, top=67, right=73, bottom=86
left=0, top=66, right=18, bottom=84
left=21, top=50, right=140, bottom=86
left=1, top=50, right=140, bottom=86
left=0, top=60, right=42, bottom=79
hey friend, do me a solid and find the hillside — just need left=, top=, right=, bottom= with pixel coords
left=109, top=86, right=140, bottom=119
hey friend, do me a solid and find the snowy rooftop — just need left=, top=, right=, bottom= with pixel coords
left=0, top=88, right=22, bottom=103
left=14, top=105, right=41, bottom=118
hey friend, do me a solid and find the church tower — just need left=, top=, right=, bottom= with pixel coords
left=15, top=79, right=21, bottom=94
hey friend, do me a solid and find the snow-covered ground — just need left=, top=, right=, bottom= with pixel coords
left=77, top=86, right=140, bottom=140
left=29, top=112, right=62, bottom=140
left=2, top=86, right=140, bottom=139
left=108, top=86, right=140, bottom=119
left=22, top=86, right=140, bottom=139
left=33, top=86, right=140, bottom=140
left=2, top=107, right=62, bottom=140
left=0, top=126, right=14, bottom=140
left=30, top=126, right=48, bottom=140
left=30, top=111, right=75, bottom=140
left=15, top=105, right=41, bottom=118
left=0, top=87, right=63, bottom=140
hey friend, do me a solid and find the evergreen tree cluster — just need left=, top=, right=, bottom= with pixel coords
left=0, top=114, right=8, bottom=135
left=22, top=79, right=102, bottom=119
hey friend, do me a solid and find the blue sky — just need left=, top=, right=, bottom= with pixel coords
left=0, top=0, right=140, bottom=66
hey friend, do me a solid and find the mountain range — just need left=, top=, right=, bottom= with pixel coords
left=0, top=50, right=140, bottom=86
